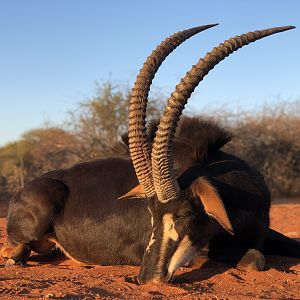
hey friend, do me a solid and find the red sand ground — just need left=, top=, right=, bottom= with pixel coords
left=0, top=202, right=299, bottom=299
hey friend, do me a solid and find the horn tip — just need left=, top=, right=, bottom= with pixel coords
left=281, top=25, right=296, bottom=31
left=206, top=23, right=219, bottom=28
left=192, top=23, right=219, bottom=32
left=207, top=23, right=220, bottom=27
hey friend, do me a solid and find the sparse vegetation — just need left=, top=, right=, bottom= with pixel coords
left=203, top=101, right=300, bottom=199
left=0, top=80, right=299, bottom=199
left=228, top=103, right=300, bottom=198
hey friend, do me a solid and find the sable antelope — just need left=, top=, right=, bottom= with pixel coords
left=2, top=24, right=299, bottom=285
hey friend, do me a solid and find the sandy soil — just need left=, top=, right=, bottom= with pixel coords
left=0, top=202, right=299, bottom=299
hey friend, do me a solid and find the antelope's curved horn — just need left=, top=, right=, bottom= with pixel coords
left=151, top=25, right=295, bottom=202
left=128, top=24, right=219, bottom=197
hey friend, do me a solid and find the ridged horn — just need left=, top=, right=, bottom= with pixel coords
left=152, top=25, right=295, bottom=202
left=128, top=24, right=219, bottom=197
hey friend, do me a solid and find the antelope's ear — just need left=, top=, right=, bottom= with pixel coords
left=118, top=184, right=146, bottom=200
left=190, top=177, right=234, bottom=235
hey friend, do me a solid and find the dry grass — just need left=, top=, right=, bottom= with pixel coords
left=198, top=100, right=300, bottom=198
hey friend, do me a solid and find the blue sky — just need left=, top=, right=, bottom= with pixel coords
left=0, top=0, right=299, bottom=146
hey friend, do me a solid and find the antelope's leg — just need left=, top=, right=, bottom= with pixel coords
left=4, top=177, right=67, bottom=267
left=1, top=243, right=31, bottom=267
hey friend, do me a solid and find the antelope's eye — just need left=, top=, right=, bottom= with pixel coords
left=172, top=213, right=180, bottom=222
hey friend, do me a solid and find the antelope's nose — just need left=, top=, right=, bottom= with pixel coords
left=137, top=271, right=171, bottom=285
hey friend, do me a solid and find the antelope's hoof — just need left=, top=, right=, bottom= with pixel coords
left=5, top=259, right=16, bottom=268
left=1, top=243, right=31, bottom=267
left=237, top=249, right=265, bottom=271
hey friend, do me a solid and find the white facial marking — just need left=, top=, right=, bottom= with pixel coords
left=146, top=229, right=156, bottom=253
left=167, top=235, right=196, bottom=278
left=145, top=206, right=155, bottom=253
left=156, top=213, right=179, bottom=274
left=163, top=213, right=179, bottom=242
left=147, top=206, right=154, bottom=226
